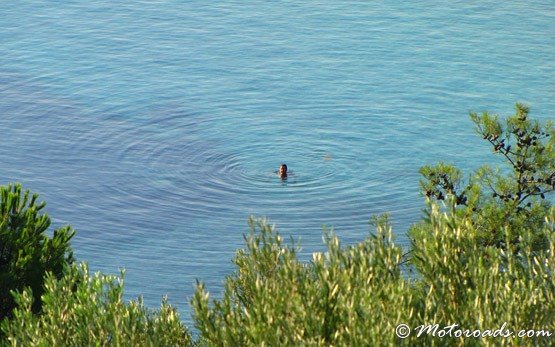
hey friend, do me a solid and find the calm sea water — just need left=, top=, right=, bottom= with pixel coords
left=1, top=1, right=553, bottom=324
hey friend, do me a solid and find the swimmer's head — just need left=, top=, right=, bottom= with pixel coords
left=279, top=164, right=288, bottom=177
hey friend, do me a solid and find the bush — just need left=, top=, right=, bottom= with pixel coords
left=193, top=208, right=555, bottom=346
left=1, top=263, right=192, bottom=346
left=192, top=217, right=416, bottom=346
left=411, top=203, right=555, bottom=346
left=0, top=183, right=74, bottom=319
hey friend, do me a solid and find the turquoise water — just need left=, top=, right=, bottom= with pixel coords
left=1, top=1, right=553, bottom=323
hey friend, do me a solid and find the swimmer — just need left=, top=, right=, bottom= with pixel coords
left=278, top=164, right=288, bottom=179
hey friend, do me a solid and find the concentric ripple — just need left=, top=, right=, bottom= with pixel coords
left=68, top=108, right=421, bottom=243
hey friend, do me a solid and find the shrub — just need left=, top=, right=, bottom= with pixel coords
left=193, top=217, right=418, bottom=346
left=0, top=183, right=74, bottom=319
left=411, top=203, right=555, bottom=346
left=193, top=208, right=555, bottom=346
left=1, top=263, right=192, bottom=346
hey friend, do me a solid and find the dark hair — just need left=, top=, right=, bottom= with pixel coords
left=280, top=164, right=287, bottom=170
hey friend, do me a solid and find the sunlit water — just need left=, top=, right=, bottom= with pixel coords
left=1, top=1, right=553, bottom=325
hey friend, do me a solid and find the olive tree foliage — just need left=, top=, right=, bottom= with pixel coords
left=193, top=217, right=417, bottom=346
left=1, top=263, right=192, bottom=346
left=0, top=183, right=74, bottom=319
left=193, top=210, right=555, bottom=346
left=414, top=103, right=554, bottom=250
left=410, top=204, right=555, bottom=346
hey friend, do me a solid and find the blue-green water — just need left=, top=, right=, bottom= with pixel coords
left=1, top=1, right=553, bottom=323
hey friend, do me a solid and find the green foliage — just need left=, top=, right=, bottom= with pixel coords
left=1, top=263, right=192, bottom=346
left=3, top=202, right=552, bottom=346
left=0, top=183, right=74, bottom=319
left=193, top=217, right=417, bottom=346
left=416, top=103, right=554, bottom=250
left=411, top=204, right=555, bottom=346
left=194, top=210, right=555, bottom=346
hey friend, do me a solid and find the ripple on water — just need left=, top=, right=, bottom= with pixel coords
left=64, top=105, right=416, bottom=237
